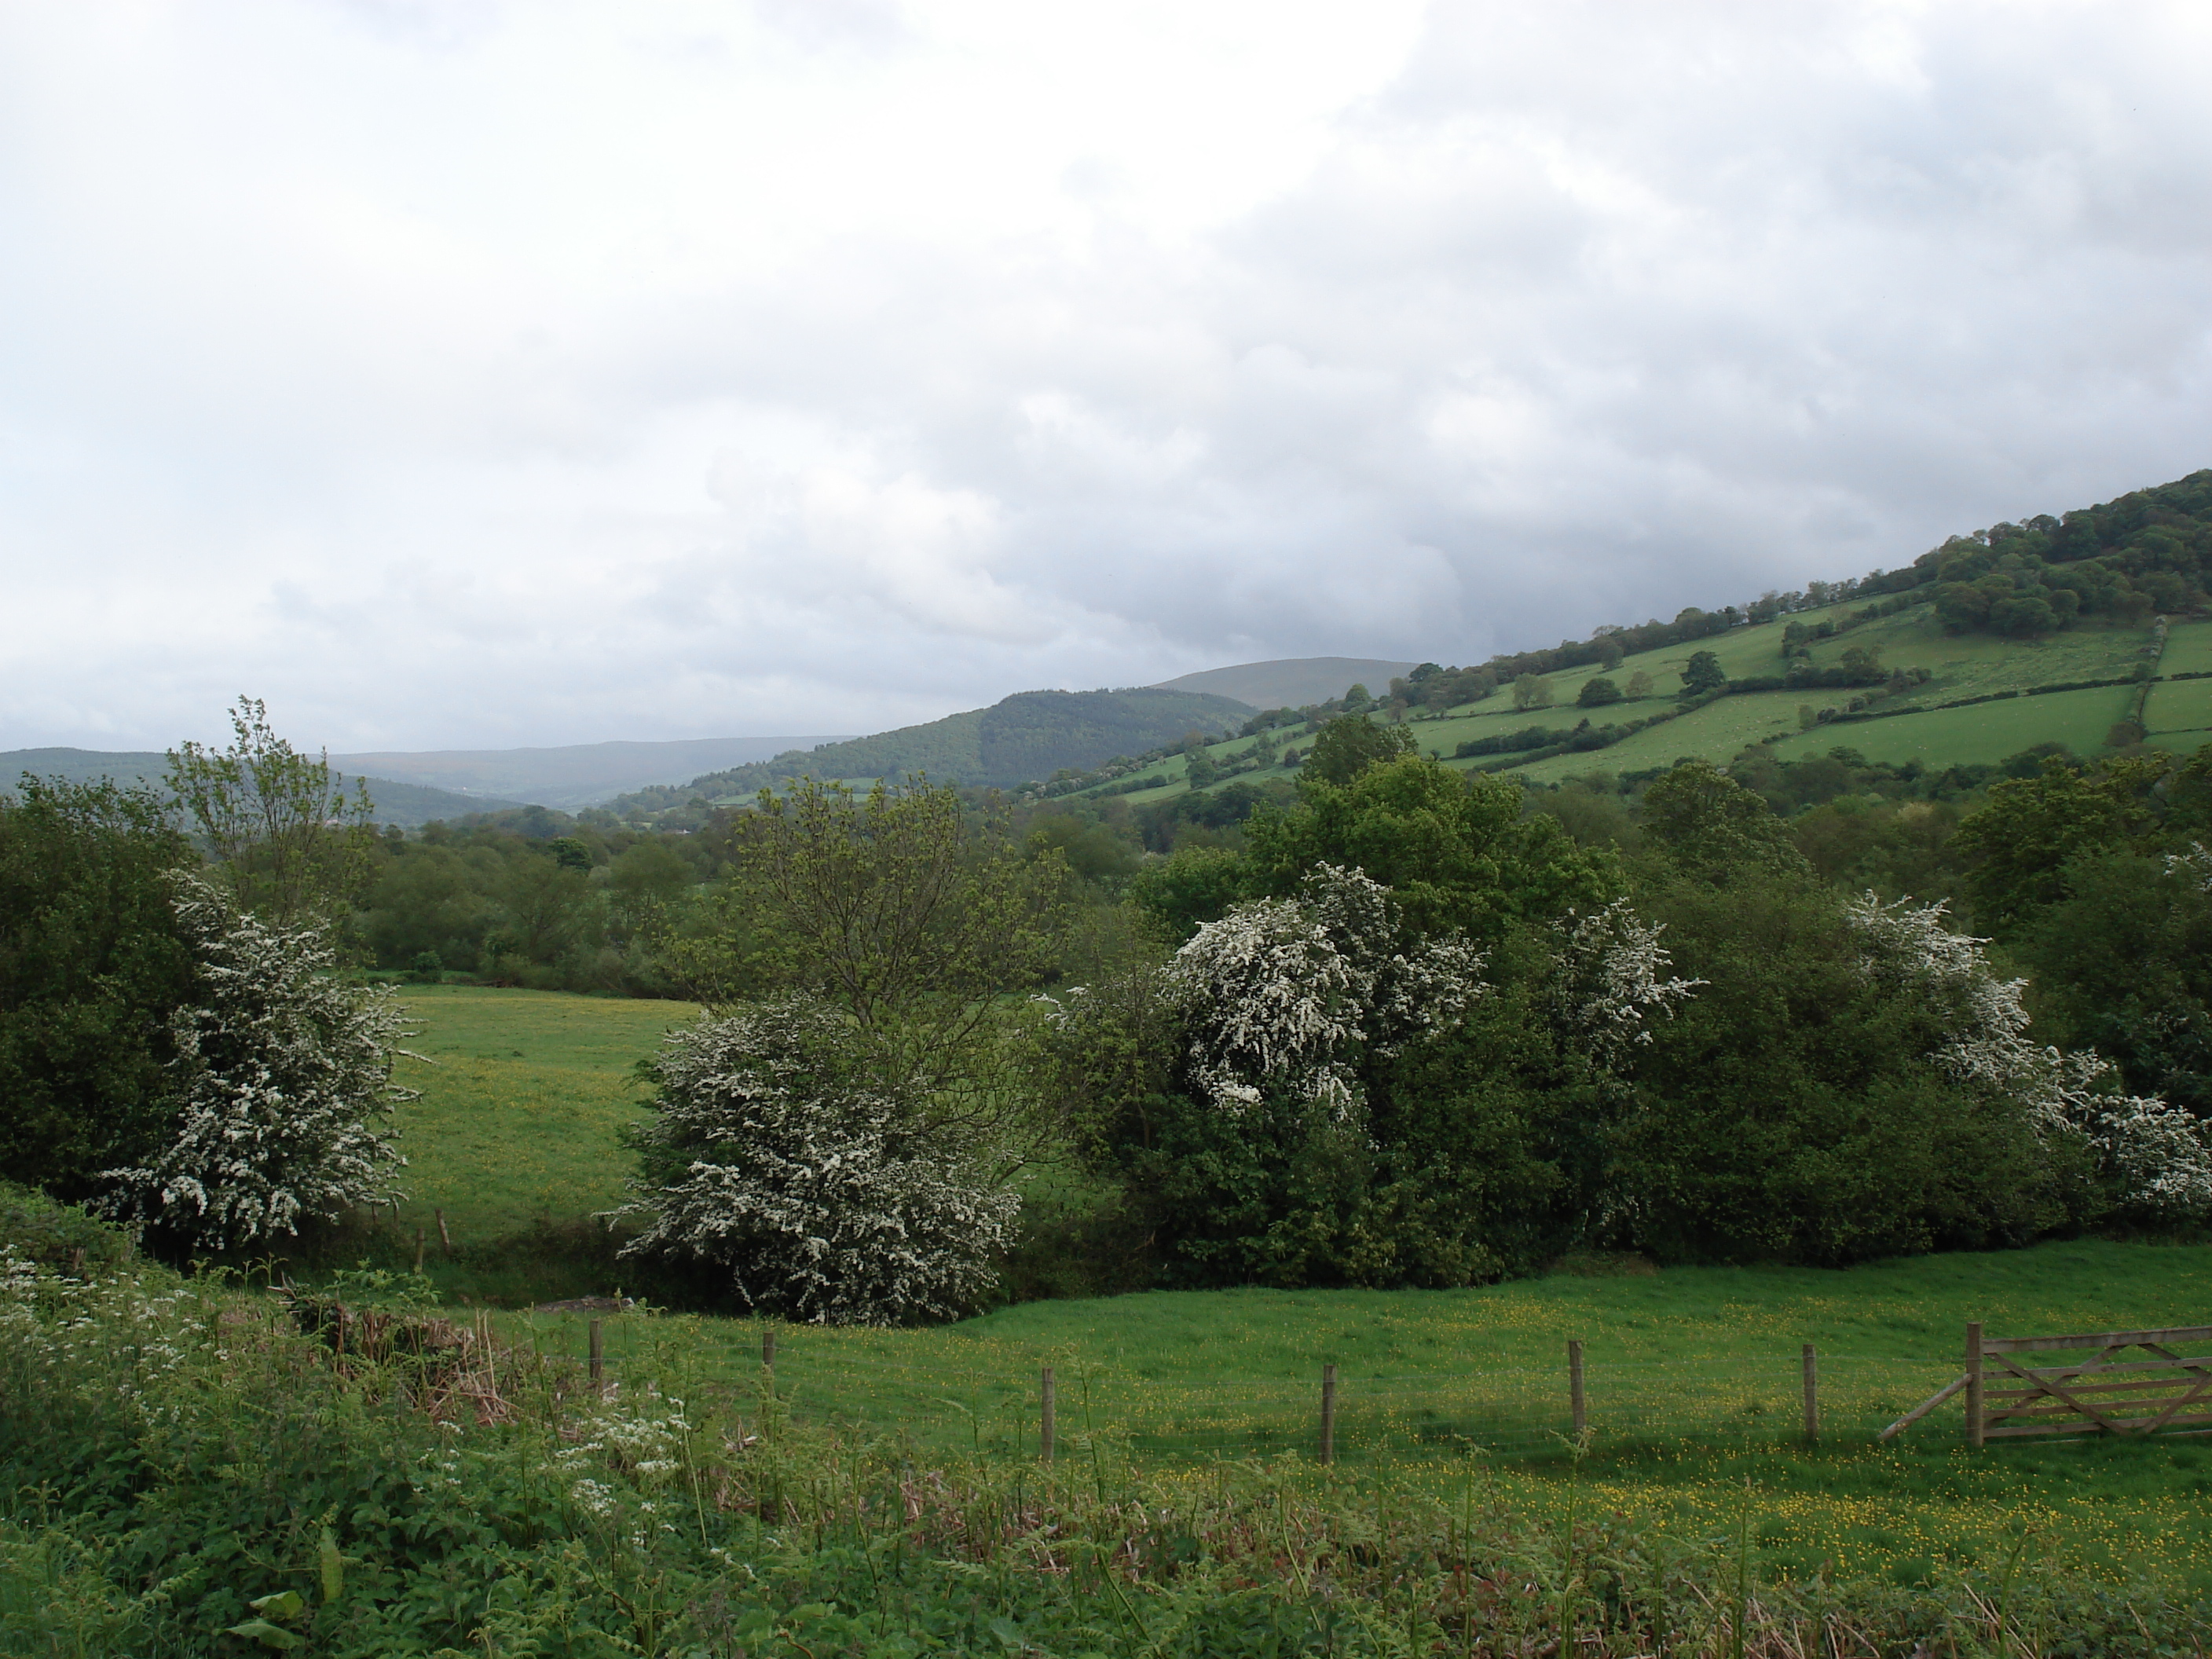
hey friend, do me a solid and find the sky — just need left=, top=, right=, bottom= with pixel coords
left=4, top=1, right=2211, bottom=753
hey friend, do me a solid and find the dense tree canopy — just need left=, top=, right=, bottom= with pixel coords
left=0, top=777, right=196, bottom=1199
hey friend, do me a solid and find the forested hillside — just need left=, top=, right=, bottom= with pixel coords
left=611, top=686, right=1248, bottom=811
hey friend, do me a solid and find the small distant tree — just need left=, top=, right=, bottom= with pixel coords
left=1339, top=683, right=1374, bottom=715
left=100, top=876, right=412, bottom=1251
left=1577, top=676, right=1623, bottom=708
left=665, top=777, right=1069, bottom=1126
left=1679, top=650, right=1727, bottom=696
left=167, top=698, right=377, bottom=927
left=1624, top=669, right=1654, bottom=698
left=1511, top=674, right=1554, bottom=711
left=1302, top=716, right=1417, bottom=787
left=1184, top=745, right=1221, bottom=789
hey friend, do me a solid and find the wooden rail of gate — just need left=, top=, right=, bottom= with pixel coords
left=1882, top=1321, right=2212, bottom=1446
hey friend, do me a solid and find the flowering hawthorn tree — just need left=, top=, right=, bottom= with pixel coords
left=615, top=996, right=1017, bottom=1325
left=100, top=875, right=412, bottom=1249
left=1547, top=899, right=1704, bottom=1066
left=1846, top=892, right=2212, bottom=1218
left=1166, top=863, right=1485, bottom=1119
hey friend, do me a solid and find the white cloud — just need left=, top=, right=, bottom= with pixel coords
left=2, top=0, right=2209, bottom=749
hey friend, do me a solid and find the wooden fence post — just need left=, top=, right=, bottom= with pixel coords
left=1320, top=1364, right=1337, bottom=1464
left=1041, top=1366, right=1057, bottom=1463
left=412, top=1226, right=425, bottom=1274
left=435, top=1208, right=452, bottom=1257
left=1569, top=1339, right=1587, bottom=1439
left=1965, top=1321, right=1984, bottom=1449
left=763, top=1327, right=775, bottom=1375
left=588, top=1320, right=604, bottom=1387
left=1802, top=1343, right=1818, bottom=1444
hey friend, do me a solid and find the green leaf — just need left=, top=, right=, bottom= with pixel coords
left=318, top=1528, right=344, bottom=1604
left=247, top=1591, right=305, bottom=1621
left=222, top=1619, right=306, bottom=1650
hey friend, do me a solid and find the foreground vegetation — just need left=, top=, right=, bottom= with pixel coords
left=9, top=1196, right=2212, bottom=1655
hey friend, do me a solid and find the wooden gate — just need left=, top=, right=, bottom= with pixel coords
left=1884, top=1321, right=2212, bottom=1445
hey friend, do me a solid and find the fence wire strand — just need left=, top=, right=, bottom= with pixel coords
left=513, top=1314, right=1976, bottom=1464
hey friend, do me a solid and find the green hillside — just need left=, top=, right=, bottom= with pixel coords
left=1057, top=468, right=2212, bottom=806
left=610, top=686, right=1251, bottom=810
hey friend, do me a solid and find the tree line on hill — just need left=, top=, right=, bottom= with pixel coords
left=11, top=690, right=2212, bottom=1322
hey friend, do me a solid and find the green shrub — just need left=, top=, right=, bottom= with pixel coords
left=0, top=1181, right=133, bottom=1275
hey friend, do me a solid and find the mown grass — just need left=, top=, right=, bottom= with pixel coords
left=2145, top=671, right=2212, bottom=742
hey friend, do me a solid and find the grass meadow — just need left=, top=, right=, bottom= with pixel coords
left=381, top=992, right=2212, bottom=1597
left=387, top=984, right=694, bottom=1244
left=515, top=1237, right=2212, bottom=1592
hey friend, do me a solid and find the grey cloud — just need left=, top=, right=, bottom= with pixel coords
left=3, top=1, right=2210, bottom=752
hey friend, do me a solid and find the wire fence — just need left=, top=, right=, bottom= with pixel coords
left=512, top=1316, right=1975, bottom=1465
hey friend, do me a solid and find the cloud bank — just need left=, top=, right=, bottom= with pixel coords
left=3, top=0, right=2209, bottom=749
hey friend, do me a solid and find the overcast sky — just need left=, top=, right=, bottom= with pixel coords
left=5, top=1, right=2210, bottom=752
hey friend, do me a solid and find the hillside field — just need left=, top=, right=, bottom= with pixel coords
left=1079, top=603, right=2202, bottom=805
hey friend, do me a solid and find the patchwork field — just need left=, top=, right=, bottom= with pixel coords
left=1084, top=602, right=2173, bottom=804
left=1763, top=683, right=2141, bottom=771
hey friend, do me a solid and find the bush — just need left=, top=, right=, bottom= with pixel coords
left=0, top=1181, right=133, bottom=1276
left=616, top=996, right=1019, bottom=1324
left=98, top=877, right=412, bottom=1252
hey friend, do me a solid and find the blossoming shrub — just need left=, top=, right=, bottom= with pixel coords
left=99, top=876, right=411, bottom=1251
left=617, top=996, right=1018, bottom=1324
left=1620, top=869, right=2082, bottom=1265
left=1848, top=891, right=2212, bottom=1221
left=1169, top=863, right=1485, bottom=1120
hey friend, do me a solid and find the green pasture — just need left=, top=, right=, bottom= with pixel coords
left=515, top=1238, right=2212, bottom=1588
left=387, top=985, right=694, bottom=1244
left=2144, top=672, right=2212, bottom=745
left=1762, top=684, right=2135, bottom=771
left=1495, top=690, right=1808, bottom=783
left=2158, top=618, right=2212, bottom=676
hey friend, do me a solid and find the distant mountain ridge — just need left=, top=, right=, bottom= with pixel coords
left=1, top=749, right=524, bottom=828
left=610, top=687, right=1254, bottom=811
left=328, top=734, right=852, bottom=811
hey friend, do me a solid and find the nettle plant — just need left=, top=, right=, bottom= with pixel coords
left=1847, top=892, right=2212, bottom=1218
left=1167, top=863, right=1487, bottom=1119
left=101, top=875, right=412, bottom=1250
left=616, top=996, right=1019, bottom=1326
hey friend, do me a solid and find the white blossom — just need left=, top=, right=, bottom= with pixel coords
left=615, top=996, right=1016, bottom=1326
left=99, top=875, right=411, bottom=1249
left=1548, top=899, right=1703, bottom=1062
left=1167, top=863, right=1485, bottom=1119
left=2166, top=842, right=2212, bottom=892
left=1845, top=891, right=2212, bottom=1217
